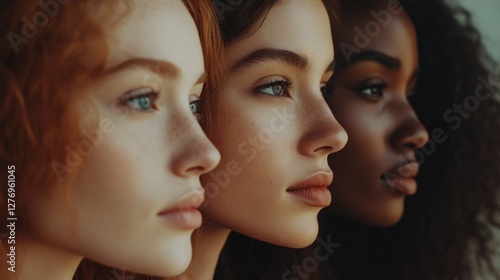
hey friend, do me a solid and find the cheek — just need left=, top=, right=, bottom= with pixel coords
left=74, top=142, right=137, bottom=203
left=70, top=126, right=168, bottom=223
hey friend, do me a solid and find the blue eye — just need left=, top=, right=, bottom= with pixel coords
left=129, top=95, right=153, bottom=110
left=190, top=99, right=203, bottom=120
left=255, top=79, right=292, bottom=97
left=120, top=87, right=158, bottom=111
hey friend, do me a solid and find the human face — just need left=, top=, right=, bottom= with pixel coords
left=201, top=0, right=347, bottom=248
left=24, top=0, right=220, bottom=277
left=325, top=4, right=429, bottom=227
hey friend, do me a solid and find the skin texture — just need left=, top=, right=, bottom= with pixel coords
left=201, top=0, right=347, bottom=248
left=20, top=1, right=220, bottom=278
left=325, top=4, right=429, bottom=226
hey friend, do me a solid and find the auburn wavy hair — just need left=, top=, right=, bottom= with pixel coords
left=0, top=0, right=112, bottom=278
left=0, top=0, right=222, bottom=279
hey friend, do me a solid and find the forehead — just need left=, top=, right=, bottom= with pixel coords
left=338, top=7, right=417, bottom=59
left=225, top=0, right=333, bottom=67
left=100, top=0, right=204, bottom=75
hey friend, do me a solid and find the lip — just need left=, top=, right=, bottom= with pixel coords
left=158, top=190, right=205, bottom=230
left=380, top=161, right=419, bottom=195
left=287, top=172, right=333, bottom=207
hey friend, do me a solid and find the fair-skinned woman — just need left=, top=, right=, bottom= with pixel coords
left=0, top=0, right=221, bottom=279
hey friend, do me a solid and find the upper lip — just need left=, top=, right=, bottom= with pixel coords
left=381, top=161, right=419, bottom=181
left=287, top=171, right=334, bottom=191
left=158, top=189, right=205, bottom=215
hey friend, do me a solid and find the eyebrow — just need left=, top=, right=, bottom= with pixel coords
left=104, top=58, right=206, bottom=84
left=230, top=48, right=310, bottom=73
left=342, top=50, right=401, bottom=70
left=105, top=58, right=180, bottom=77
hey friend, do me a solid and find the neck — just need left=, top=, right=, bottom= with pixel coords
left=2, top=234, right=82, bottom=280
left=189, top=221, right=231, bottom=280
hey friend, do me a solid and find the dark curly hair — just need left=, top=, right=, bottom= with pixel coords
left=214, top=0, right=500, bottom=279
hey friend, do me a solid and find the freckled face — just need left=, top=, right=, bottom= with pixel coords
left=325, top=7, right=429, bottom=227
left=24, top=0, right=220, bottom=277
left=201, top=0, right=347, bottom=248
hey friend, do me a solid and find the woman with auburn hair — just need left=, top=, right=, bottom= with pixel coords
left=216, top=0, right=500, bottom=279
left=74, top=0, right=223, bottom=279
left=186, top=0, right=346, bottom=279
left=0, top=0, right=221, bottom=279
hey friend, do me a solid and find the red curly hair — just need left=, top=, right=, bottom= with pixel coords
left=0, top=0, right=222, bottom=279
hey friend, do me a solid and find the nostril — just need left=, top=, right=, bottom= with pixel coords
left=185, top=166, right=206, bottom=174
left=313, top=145, right=334, bottom=154
left=404, top=142, right=418, bottom=149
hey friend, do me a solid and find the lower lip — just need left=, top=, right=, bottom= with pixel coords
left=159, top=209, right=202, bottom=230
left=287, top=187, right=332, bottom=207
left=383, top=178, right=417, bottom=195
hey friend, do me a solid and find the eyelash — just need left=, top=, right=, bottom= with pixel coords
left=119, top=87, right=159, bottom=112
left=253, top=77, right=337, bottom=99
left=356, top=84, right=418, bottom=102
left=253, top=78, right=292, bottom=98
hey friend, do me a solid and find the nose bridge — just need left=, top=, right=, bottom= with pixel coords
left=389, top=98, right=429, bottom=150
left=169, top=106, right=220, bottom=176
left=298, top=93, right=348, bottom=156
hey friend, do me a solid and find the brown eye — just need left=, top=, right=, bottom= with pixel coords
left=355, top=77, right=387, bottom=101
left=321, top=85, right=336, bottom=97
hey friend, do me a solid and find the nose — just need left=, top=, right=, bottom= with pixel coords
left=171, top=112, right=221, bottom=177
left=298, top=96, right=348, bottom=156
left=389, top=102, right=429, bottom=151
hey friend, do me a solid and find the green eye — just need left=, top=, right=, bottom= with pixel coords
left=255, top=79, right=291, bottom=97
left=260, top=83, right=284, bottom=96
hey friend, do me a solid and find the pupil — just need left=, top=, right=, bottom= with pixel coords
left=272, top=84, right=282, bottom=95
left=139, top=97, right=150, bottom=109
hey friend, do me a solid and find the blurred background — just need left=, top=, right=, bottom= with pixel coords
left=453, top=0, right=500, bottom=64
left=449, top=0, right=500, bottom=277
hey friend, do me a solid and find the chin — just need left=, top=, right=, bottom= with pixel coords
left=159, top=238, right=193, bottom=276
left=357, top=208, right=404, bottom=227
left=244, top=220, right=319, bottom=249
left=132, top=236, right=193, bottom=277
left=334, top=204, right=404, bottom=228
